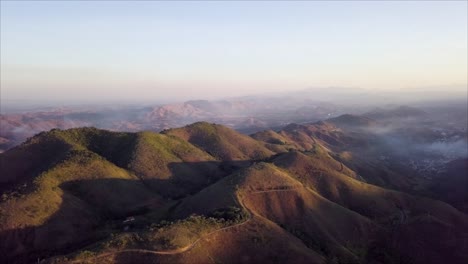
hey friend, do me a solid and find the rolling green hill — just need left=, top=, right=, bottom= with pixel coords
left=163, top=122, right=274, bottom=160
left=0, top=123, right=466, bottom=264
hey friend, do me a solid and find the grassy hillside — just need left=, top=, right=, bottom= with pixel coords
left=163, top=122, right=274, bottom=160
left=0, top=148, right=160, bottom=263
left=272, top=151, right=468, bottom=264
left=252, top=120, right=422, bottom=193
left=0, top=131, right=74, bottom=190
left=127, top=131, right=222, bottom=198
left=250, top=130, right=296, bottom=152
left=0, top=124, right=466, bottom=264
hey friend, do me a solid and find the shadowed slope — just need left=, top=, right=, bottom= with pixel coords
left=166, top=163, right=376, bottom=263
left=0, top=131, right=74, bottom=191
left=0, top=126, right=263, bottom=263
left=430, top=158, right=468, bottom=213
left=0, top=156, right=159, bottom=264
left=250, top=130, right=295, bottom=153
left=127, top=131, right=223, bottom=198
left=272, top=151, right=468, bottom=264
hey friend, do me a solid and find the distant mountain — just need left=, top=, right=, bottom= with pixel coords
left=1, top=122, right=467, bottom=264
left=326, top=114, right=377, bottom=128
left=0, top=97, right=344, bottom=152
left=364, top=105, right=428, bottom=120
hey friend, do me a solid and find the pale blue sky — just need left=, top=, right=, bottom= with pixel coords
left=1, top=1, right=467, bottom=102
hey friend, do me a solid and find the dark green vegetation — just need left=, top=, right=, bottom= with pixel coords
left=0, top=120, right=467, bottom=264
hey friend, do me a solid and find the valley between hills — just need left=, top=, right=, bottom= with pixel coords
left=0, top=114, right=467, bottom=264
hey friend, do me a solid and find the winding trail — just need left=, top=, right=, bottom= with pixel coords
left=250, top=186, right=301, bottom=194
left=66, top=186, right=301, bottom=263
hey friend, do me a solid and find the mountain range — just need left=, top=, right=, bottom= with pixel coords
left=1, top=113, right=467, bottom=264
left=0, top=99, right=340, bottom=153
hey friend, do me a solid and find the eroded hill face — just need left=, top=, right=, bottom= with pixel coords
left=0, top=122, right=467, bottom=264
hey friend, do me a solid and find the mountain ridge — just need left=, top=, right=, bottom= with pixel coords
left=1, top=121, right=467, bottom=264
